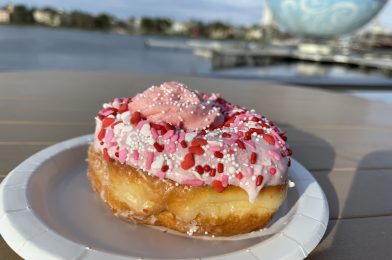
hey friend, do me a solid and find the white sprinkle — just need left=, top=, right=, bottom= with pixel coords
left=151, top=155, right=164, bottom=169
left=185, top=132, right=197, bottom=142
left=140, top=124, right=151, bottom=137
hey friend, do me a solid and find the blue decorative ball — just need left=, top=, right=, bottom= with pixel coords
left=266, top=0, right=387, bottom=37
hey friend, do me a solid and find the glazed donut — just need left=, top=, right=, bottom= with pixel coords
left=87, top=82, right=292, bottom=236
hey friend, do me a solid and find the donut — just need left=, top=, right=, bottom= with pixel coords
left=87, top=82, right=292, bottom=236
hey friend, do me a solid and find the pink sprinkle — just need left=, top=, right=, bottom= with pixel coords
left=100, top=107, right=116, bottom=117
left=163, top=130, right=174, bottom=140
left=133, top=149, right=139, bottom=161
left=237, top=131, right=243, bottom=137
left=223, top=138, right=236, bottom=146
left=268, top=150, right=281, bottom=161
left=104, top=128, right=114, bottom=144
left=209, top=145, right=222, bottom=152
left=245, top=166, right=252, bottom=177
left=238, top=114, right=247, bottom=120
left=136, top=120, right=148, bottom=129
left=170, top=133, right=178, bottom=142
left=244, top=140, right=256, bottom=152
left=269, top=167, right=277, bottom=175
left=166, top=142, right=176, bottom=153
left=157, top=170, right=166, bottom=180
left=179, top=132, right=185, bottom=142
left=146, top=151, right=154, bottom=170
left=182, top=179, right=204, bottom=186
left=222, top=175, right=228, bottom=187
left=119, top=149, right=128, bottom=164
left=150, top=128, right=158, bottom=140
left=238, top=124, right=247, bottom=130
left=231, top=133, right=239, bottom=139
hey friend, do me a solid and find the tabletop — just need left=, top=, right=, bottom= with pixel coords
left=1, top=72, right=392, bottom=259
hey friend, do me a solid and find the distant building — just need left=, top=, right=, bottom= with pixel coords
left=245, top=27, right=263, bottom=40
left=0, top=9, right=10, bottom=23
left=259, top=0, right=282, bottom=41
left=170, top=22, right=187, bottom=35
left=0, top=3, right=13, bottom=24
left=33, top=9, right=61, bottom=27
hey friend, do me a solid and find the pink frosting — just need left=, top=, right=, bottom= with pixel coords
left=94, top=82, right=291, bottom=203
left=128, top=82, right=224, bottom=131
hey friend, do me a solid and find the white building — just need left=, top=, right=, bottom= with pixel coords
left=33, top=10, right=61, bottom=27
left=170, top=22, right=187, bottom=34
left=0, top=10, right=10, bottom=23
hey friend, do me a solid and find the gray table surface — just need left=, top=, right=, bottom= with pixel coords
left=1, top=72, right=392, bottom=259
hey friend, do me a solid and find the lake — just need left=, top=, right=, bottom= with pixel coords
left=0, top=25, right=391, bottom=103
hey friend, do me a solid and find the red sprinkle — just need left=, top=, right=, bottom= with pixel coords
left=161, top=165, right=169, bottom=172
left=189, top=146, right=204, bottom=155
left=287, top=148, right=293, bottom=156
left=214, top=151, right=224, bottom=159
left=263, top=134, right=275, bottom=145
left=153, top=142, right=164, bottom=152
left=209, top=168, right=216, bottom=177
left=269, top=167, right=277, bottom=175
left=130, top=111, right=141, bottom=125
left=191, top=138, right=208, bottom=147
left=235, top=172, right=243, bottom=180
left=160, top=127, right=167, bottom=135
left=236, top=140, right=245, bottom=150
left=195, top=165, right=204, bottom=175
left=164, top=122, right=175, bottom=131
left=199, top=129, right=206, bottom=135
left=250, top=152, right=257, bottom=164
left=244, top=131, right=252, bottom=140
left=212, top=180, right=225, bottom=193
left=118, top=103, right=128, bottom=114
left=256, top=175, right=263, bottom=186
left=103, top=148, right=111, bottom=161
left=151, top=123, right=163, bottom=131
left=250, top=128, right=264, bottom=135
left=98, top=128, right=105, bottom=141
left=224, top=117, right=235, bottom=126
left=288, top=158, right=291, bottom=167
left=143, top=208, right=149, bottom=214
left=181, top=153, right=195, bottom=170
left=203, top=165, right=211, bottom=172
left=180, top=140, right=188, bottom=148
left=222, top=132, right=231, bottom=138
left=102, top=117, right=115, bottom=128
left=217, top=163, right=224, bottom=173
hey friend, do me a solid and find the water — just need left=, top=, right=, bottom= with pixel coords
left=0, top=26, right=210, bottom=73
left=0, top=25, right=391, bottom=104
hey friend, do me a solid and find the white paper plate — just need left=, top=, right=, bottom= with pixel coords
left=0, top=135, right=328, bottom=260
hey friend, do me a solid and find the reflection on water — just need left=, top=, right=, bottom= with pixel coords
left=214, top=62, right=391, bottom=80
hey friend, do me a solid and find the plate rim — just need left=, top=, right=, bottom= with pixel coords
left=0, top=134, right=329, bottom=260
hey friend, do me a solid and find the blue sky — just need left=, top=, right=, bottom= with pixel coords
left=4, top=0, right=392, bottom=30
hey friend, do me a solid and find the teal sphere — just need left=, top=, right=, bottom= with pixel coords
left=266, top=0, right=387, bottom=37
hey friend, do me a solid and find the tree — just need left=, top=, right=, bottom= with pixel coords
left=94, top=14, right=111, bottom=30
left=11, top=5, right=34, bottom=24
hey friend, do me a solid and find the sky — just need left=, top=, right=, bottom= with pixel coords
left=3, top=0, right=392, bottom=30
